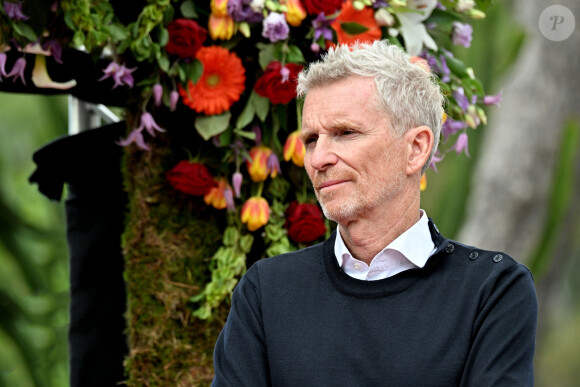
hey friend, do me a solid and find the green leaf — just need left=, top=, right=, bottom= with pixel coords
left=187, top=60, right=204, bottom=83
left=239, top=234, right=254, bottom=254
left=12, top=21, right=38, bottom=42
left=236, top=97, right=256, bottom=130
left=105, top=23, right=129, bottom=42
left=223, top=226, right=238, bottom=247
left=180, top=0, right=198, bottom=18
left=286, top=45, right=306, bottom=64
left=158, top=55, right=170, bottom=72
left=158, top=27, right=169, bottom=47
left=195, top=112, right=232, bottom=141
left=340, top=22, right=369, bottom=35
left=257, top=42, right=277, bottom=70
left=252, top=92, right=270, bottom=122
left=444, top=54, right=469, bottom=78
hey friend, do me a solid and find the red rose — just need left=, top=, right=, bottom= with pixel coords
left=166, top=161, right=217, bottom=196
left=285, top=201, right=327, bottom=243
left=302, top=0, right=344, bottom=15
left=254, top=61, right=303, bottom=105
left=165, top=19, right=207, bottom=60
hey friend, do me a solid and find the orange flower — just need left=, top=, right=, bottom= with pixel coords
left=331, top=1, right=381, bottom=45
left=210, top=0, right=228, bottom=17
left=246, top=145, right=273, bottom=182
left=208, top=13, right=235, bottom=40
left=284, top=0, right=307, bottom=27
left=420, top=174, right=427, bottom=191
left=410, top=56, right=431, bottom=73
left=204, top=178, right=230, bottom=209
left=179, top=46, right=245, bottom=115
left=283, top=130, right=305, bottom=167
left=241, top=197, right=270, bottom=231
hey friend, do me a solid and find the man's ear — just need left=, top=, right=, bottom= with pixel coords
left=404, top=125, right=433, bottom=175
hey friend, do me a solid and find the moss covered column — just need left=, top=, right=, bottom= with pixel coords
left=121, top=141, right=228, bottom=386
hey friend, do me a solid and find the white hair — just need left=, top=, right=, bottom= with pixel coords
left=297, top=40, right=444, bottom=174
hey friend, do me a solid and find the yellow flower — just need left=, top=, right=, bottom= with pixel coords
left=420, top=174, right=427, bottom=191
left=209, top=14, right=235, bottom=40
left=246, top=145, right=273, bottom=182
left=283, top=0, right=307, bottom=27
left=211, top=0, right=228, bottom=17
left=283, top=130, right=305, bottom=167
left=204, top=178, right=229, bottom=209
left=241, top=197, right=270, bottom=231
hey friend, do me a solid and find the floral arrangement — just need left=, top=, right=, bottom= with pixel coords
left=0, top=0, right=500, bottom=321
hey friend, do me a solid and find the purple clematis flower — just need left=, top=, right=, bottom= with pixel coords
left=153, top=83, right=163, bottom=107
left=441, top=117, right=467, bottom=139
left=137, top=112, right=165, bottom=137
left=5, top=57, right=27, bottom=85
left=117, top=128, right=150, bottom=151
left=232, top=172, right=243, bottom=198
left=429, top=151, right=445, bottom=173
left=98, top=62, right=137, bottom=89
left=452, top=132, right=470, bottom=156
left=262, top=12, right=289, bottom=42
left=224, top=187, right=236, bottom=212
left=4, top=1, right=29, bottom=21
left=483, top=90, right=503, bottom=107
left=42, top=40, right=63, bottom=64
left=170, top=90, right=179, bottom=111
left=0, top=52, right=7, bottom=79
left=312, top=13, right=334, bottom=41
left=439, top=55, right=450, bottom=83
left=228, top=0, right=263, bottom=23
left=451, top=22, right=473, bottom=48
left=453, top=87, right=470, bottom=111
left=267, top=153, right=281, bottom=178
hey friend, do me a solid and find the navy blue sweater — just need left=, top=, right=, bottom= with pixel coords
left=213, top=221, right=537, bottom=386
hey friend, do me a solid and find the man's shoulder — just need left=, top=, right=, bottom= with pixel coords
left=440, top=238, right=534, bottom=282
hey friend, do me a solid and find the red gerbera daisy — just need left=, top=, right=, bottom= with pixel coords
left=179, top=46, right=246, bottom=115
left=331, top=1, right=382, bottom=46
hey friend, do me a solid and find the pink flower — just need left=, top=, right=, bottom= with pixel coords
left=452, top=132, right=469, bottom=156
left=153, top=83, right=163, bottom=106
left=137, top=112, right=165, bottom=137
left=483, top=90, right=503, bottom=107
left=3, top=1, right=29, bottom=21
left=170, top=90, right=179, bottom=111
left=117, top=129, right=150, bottom=151
left=98, top=62, right=137, bottom=89
left=232, top=171, right=243, bottom=197
left=5, top=57, right=27, bottom=85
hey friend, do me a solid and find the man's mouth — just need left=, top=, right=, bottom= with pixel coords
left=317, top=180, right=348, bottom=190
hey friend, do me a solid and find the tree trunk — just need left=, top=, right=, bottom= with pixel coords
left=457, top=0, right=580, bottom=262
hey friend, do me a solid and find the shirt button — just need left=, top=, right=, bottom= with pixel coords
left=493, top=254, right=503, bottom=263
left=353, top=263, right=361, bottom=270
left=469, top=251, right=479, bottom=260
left=445, top=243, right=455, bottom=253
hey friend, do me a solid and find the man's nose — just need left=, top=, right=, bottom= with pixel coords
left=308, top=137, right=338, bottom=171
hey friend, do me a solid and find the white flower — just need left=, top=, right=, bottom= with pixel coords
left=250, top=0, right=265, bottom=13
left=455, top=0, right=475, bottom=13
left=374, top=8, right=395, bottom=27
left=396, top=0, right=438, bottom=56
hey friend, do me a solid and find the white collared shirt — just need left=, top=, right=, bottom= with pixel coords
left=334, top=210, right=436, bottom=281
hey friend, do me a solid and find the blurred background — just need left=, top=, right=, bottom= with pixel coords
left=1, top=1, right=579, bottom=386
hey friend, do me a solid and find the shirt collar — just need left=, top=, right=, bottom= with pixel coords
left=334, top=209, right=435, bottom=269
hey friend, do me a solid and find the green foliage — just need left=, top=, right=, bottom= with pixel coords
left=528, top=118, right=580, bottom=277
left=0, top=94, right=69, bottom=387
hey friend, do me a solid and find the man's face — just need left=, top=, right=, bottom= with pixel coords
left=301, top=76, right=408, bottom=224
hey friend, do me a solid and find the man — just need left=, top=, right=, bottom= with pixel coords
left=212, top=40, right=537, bottom=386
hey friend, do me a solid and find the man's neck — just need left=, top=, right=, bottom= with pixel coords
left=338, top=191, right=421, bottom=265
